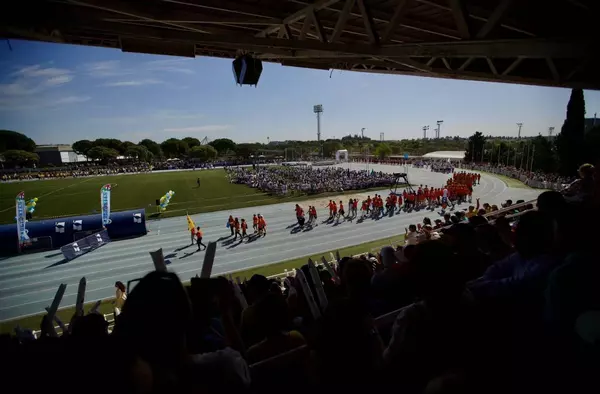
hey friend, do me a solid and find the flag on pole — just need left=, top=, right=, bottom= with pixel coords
left=101, top=184, right=112, bottom=226
left=186, top=214, right=196, bottom=231
left=15, top=192, right=29, bottom=249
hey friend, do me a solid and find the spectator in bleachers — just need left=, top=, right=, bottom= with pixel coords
left=468, top=211, right=559, bottom=302
left=240, top=274, right=272, bottom=347
left=383, top=241, right=478, bottom=393
left=444, top=223, right=491, bottom=281
left=246, top=293, right=306, bottom=364
left=113, top=281, right=127, bottom=316
left=312, top=298, right=384, bottom=389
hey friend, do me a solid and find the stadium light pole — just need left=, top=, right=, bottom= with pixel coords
left=516, top=122, right=523, bottom=139
left=422, top=125, right=429, bottom=139
left=436, top=120, right=443, bottom=139
left=314, top=104, right=323, bottom=142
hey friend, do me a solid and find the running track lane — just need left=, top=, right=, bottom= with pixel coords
left=0, top=164, right=542, bottom=321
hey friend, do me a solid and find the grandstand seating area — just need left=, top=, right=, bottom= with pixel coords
left=1, top=163, right=598, bottom=394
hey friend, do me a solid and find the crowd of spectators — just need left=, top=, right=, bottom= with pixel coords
left=1, top=162, right=152, bottom=181
left=226, top=166, right=398, bottom=194
left=2, top=164, right=598, bottom=394
left=0, top=159, right=282, bottom=182
left=460, top=163, right=577, bottom=190
left=3, top=163, right=597, bottom=394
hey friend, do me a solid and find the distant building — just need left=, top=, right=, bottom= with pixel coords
left=35, top=144, right=86, bottom=166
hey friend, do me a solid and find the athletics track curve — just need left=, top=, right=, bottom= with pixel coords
left=0, top=163, right=543, bottom=321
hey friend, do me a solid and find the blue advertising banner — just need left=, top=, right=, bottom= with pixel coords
left=60, top=229, right=111, bottom=261
left=15, top=191, right=29, bottom=249
left=101, top=184, right=112, bottom=226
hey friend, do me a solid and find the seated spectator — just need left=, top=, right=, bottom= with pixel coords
left=342, top=258, right=385, bottom=317
left=246, top=293, right=306, bottom=364
left=469, top=211, right=559, bottom=301
left=312, top=298, right=384, bottom=389
left=564, top=163, right=595, bottom=199
left=372, top=246, right=416, bottom=311
left=240, top=274, right=271, bottom=347
left=383, top=241, right=479, bottom=393
left=443, top=223, right=491, bottom=280
left=537, top=190, right=567, bottom=214
left=405, top=224, right=419, bottom=245
left=475, top=223, right=513, bottom=262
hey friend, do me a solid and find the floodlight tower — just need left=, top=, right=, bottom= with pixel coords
left=516, top=122, right=523, bottom=139
left=314, top=104, right=323, bottom=141
left=422, top=125, right=429, bottom=139
left=436, top=120, right=444, bottom=138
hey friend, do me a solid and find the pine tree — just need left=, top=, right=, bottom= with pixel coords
left=555, top=88, right=586, bottom=176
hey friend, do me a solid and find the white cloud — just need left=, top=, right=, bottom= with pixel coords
left=145, top=58, right=195, bottom=74
left=104, top=79, right=162, bottom=87
left=163, top=125, right=232, bottom=133
left=0, top=64, right=75, bottom=101
left=13, top=65, right=71, bottom=78
left=43, top=75, right=73, bottom=87
left=52, top=96, right=91, bottom=105
left=0, top=81, right=35, bottom=96
left=85, top=60, right=125, bottom=77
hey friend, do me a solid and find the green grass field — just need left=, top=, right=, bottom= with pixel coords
left=0, top=233, right=404, bottom=335
left=0, top=169, right=396, bottom=224
left=0, top=170, right=290, bottom=224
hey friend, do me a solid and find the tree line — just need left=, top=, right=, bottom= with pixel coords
left=2, top=88, right=598, bottom=176
left=464, top=88, right=600, bottom=176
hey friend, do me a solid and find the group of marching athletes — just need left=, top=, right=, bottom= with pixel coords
left=227, top=213, right=267, bottom=239
left=337, top=171, right=483, bottom=220
left=295, top=204, right=320, bottom=228
left=218, top=172, right=483, bottom=239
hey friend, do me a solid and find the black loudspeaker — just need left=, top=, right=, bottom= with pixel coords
left=156, top=199, right=160, bottom=206
left=232, top=54, right=263, bottom=86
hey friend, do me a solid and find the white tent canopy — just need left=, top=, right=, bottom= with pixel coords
left=422, top=151, right=465, bottom=160
left=335, top=149, right=348, bottom=162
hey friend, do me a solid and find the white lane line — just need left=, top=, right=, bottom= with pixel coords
left=0, top=206, right=435, bottom=295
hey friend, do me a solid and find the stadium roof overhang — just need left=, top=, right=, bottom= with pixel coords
left=2, top=0, right=599, bottom=89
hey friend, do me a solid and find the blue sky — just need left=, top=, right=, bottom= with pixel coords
left=1, top=39, right=599, bottom=145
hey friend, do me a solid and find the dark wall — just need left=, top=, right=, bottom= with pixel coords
left=36, top=150, right=63, bottom=166
left=0, top=209, right=147, bottom=255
